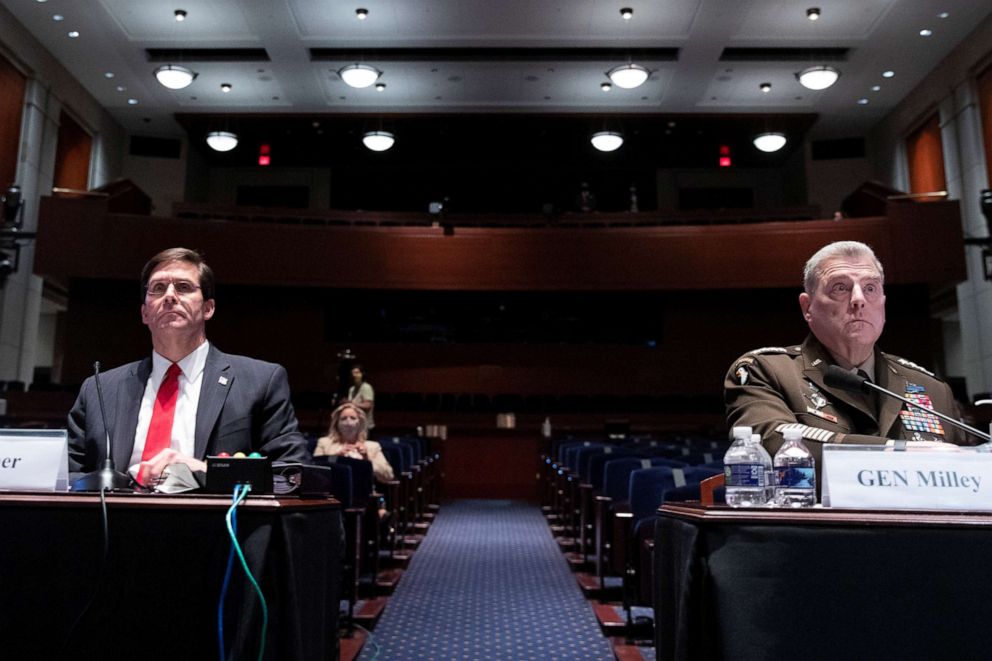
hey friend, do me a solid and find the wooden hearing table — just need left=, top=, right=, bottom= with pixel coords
left=0, top=491, right=342, bottom=661
left=654, top=502, right=992, bottom=661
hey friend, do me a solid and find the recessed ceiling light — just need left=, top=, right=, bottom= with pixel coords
left=104, top=72, right=114, bottom=79
left=871, top=85, right=881, bottom=91
left=620, top=7, right=633, bottom=20
left=375, top=83, right=386, bottom=91
left=759, top=82, right=772, bottom=93
left=806, top=7, right=821, bottom=21
left=220, top=83, right=232, bottom=93
left=882, top=70, right=895, bottom=78
left=174, top=9, right=187, bottom=21
left=753, top=132, right=787, bottom=153
left=938, top=12, right=949, bottom=19
left=52, top=14, right=64, bottom=21
left=338, top=63, right=381, bottom=88
left=919, top=28, right=932, bottom=36
left=67, top=30, right=79, bottom=38
left=356, top=8, right=368, bottom=20
left=857, top=98, right=869, bottom=105
left=363, top=131, right=395, bottom=152
left=591, top=131, right=623, bottom=152
left=116, top=85, right=126, bottom=92
left=796, top=65, right=840, bottom=90
left=36, top=0, right=47, bottom=3
left=127, top=98, right=139, bottom=105
left=601, top=82, right=612, bottom=92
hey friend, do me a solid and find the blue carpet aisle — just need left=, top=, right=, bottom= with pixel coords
left=359, top=499, right=614, bottom=661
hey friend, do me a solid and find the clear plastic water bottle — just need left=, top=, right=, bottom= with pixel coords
left=751, top=433, right=775, bottom=504
left=773, top=428, right=816, bottom=507
left=724, top=426, right=769, bottom=507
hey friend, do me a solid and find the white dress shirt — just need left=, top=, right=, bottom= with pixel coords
left=128, top=340, right=210, bottom=469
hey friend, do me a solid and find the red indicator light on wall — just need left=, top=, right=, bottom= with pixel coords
left=718, top=144, right=731, bottom=167
left=258, top=143, right=271, bottom=166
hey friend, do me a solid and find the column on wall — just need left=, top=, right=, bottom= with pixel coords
left=937, top=75, right=992, bottom=397
left=0, top=79, right=61, bottom=385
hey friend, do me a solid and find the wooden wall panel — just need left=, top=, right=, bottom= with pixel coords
left=34, top=198, right=966, bottom=292
left=906, top=113, right=946, bottom=196
left=53, top=111, right=92, bottom=191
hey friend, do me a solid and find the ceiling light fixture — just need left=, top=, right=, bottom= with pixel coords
left=620, top=7, right=633, bottom=20
left=154, top=64, right=197, bottom=90
left=174, top=9, right=187, bottom=21
left=796, top=65, right=839, bottom=90
left=375, top=83, right=386, bottom=92
left=356, top=8, right=368, bottom=20
left=919, top=28, right=932, bottom=36
left=753, top=132, right=787, bottom=152
left=52, top=14, right=63, bottom=21
left=601, top=82, right=612, bottom=92
left=806, top=7, right=821, bottom=21
left=104, top=71, right=114, bottom=79
left=127, top=98, right=139, bottom=105
left=363, top=131, right=395, bottom=152
left=67, top=30, right=80, bottom=38
left=857, top=98, right=869, bottom=105
left=206, top=131, right=238, bottom=152
left=760, top=82, right=772, bottom=93
left=607, top=64, right=649, bottom=89
left=591, top=131, right=623, bottom=152
left=871, top=85, right=881, bottom=91
left=220, top=83, right=232, bottom=93
left=338, top=63, right=381, bottom=88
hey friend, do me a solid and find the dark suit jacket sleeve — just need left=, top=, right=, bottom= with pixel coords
left=66, top=377, right=98, bottom=477
left=254, top=364, right=311, bottom=464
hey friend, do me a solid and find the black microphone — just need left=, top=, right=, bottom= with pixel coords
left=70, top=361, right=133, bottom=491
left=823, top=365, right=990, bottom=443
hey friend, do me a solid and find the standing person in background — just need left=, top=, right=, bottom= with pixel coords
left=347, top=364, right=375, bottom=430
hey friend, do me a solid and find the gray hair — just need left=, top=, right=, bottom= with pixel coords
left=803, top=241, right=884, bottom=294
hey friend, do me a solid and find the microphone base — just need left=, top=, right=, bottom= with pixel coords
left=71, top=468, right=133, bottom=492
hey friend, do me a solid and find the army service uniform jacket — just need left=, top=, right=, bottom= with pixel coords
left=724, top=335, right=967, bottom=475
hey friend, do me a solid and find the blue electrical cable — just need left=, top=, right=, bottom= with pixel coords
left=223, top=483, right=269, bottom=661
left=218, top=484, right=246, bottom=660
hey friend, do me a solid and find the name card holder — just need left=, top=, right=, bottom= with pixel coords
left=822, top=443, right=992, bottom=510
left=0, top=429, right=69, bottom=492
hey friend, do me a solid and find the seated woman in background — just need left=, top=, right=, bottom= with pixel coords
left=313, top=402, right=394, bottom=482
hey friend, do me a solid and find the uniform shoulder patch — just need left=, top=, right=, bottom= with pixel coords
left=886, top=354, right=936, bottom=377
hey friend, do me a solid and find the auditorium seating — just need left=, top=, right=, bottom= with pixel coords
left=540, top=428, right=730, bottom=654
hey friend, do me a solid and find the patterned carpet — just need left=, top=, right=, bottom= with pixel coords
left=360, top=499, right=614, bottom=661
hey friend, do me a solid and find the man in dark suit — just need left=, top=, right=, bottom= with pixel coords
left=67, top=247, right=310, bottom=486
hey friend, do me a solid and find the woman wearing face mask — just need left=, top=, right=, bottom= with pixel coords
left=314, top=403, right=394, bottom=482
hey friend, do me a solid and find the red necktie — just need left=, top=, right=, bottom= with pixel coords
left=142, top=363, right=182, bottom=462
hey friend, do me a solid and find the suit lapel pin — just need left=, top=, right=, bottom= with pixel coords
left=218, top=376, right=229, bottom=386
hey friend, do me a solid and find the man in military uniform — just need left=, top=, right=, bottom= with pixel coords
left=725, top=241, right=973, bottom=476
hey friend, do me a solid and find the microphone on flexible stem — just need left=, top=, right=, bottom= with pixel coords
left=823, top=365, right=991, bottom=443
left=70, top=361, right=133, bottom=492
